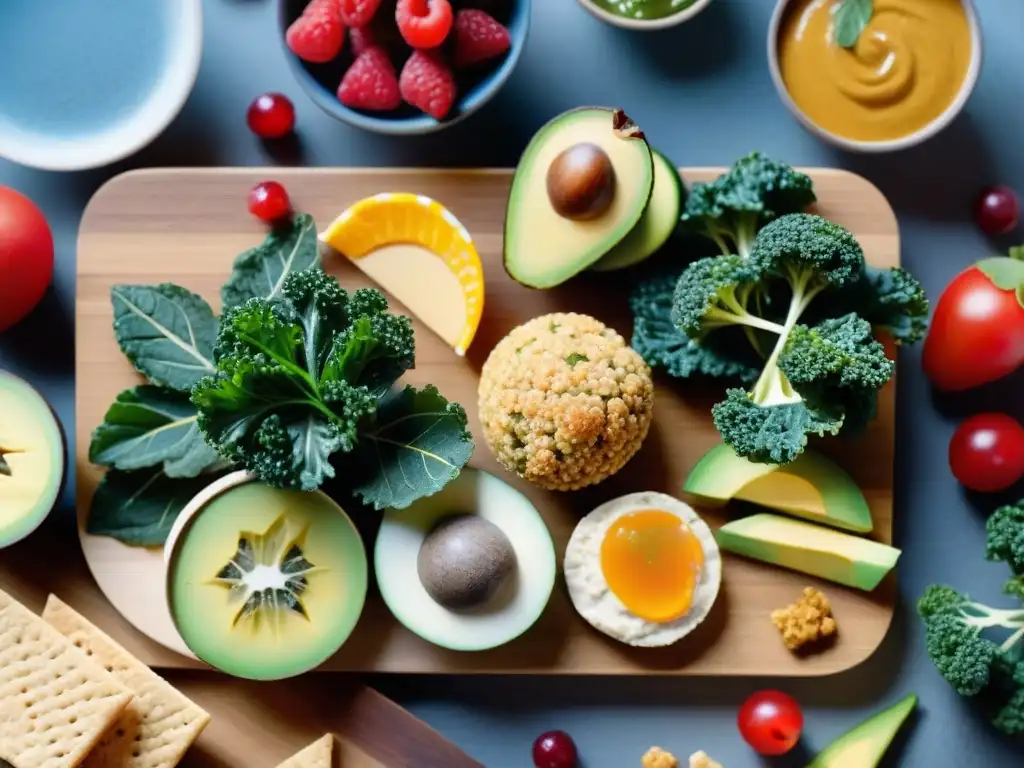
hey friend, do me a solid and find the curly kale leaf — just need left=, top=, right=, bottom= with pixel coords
left=781, top=314, right=894, bottom=391
left=192, top=269, right=414, bottom=492
left=680, top=152, right=816, bottom=258
left=826, top=265, right=930, bottom=344
left=629, top=271, right=759, bottom=383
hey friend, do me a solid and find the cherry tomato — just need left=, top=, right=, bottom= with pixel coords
left=0, top=186, right=54, bottom=334
left=737, top=690, right=803, bottom=756
left=532, top=730, right=577, bottom=768
left=974, top=185, right=1020, bottom=237
left=922, top=265, right=1024, bottom=391
left=949, top=413, right=1024, bottom=493
left=247, top=181, right=292, bottom=224
left=246, top=93, right=296, bottom=140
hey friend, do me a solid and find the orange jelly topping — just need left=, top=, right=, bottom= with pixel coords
left=599, top=509, right=705, bottom=623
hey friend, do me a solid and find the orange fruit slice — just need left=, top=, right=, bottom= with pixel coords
left=320, top=193, right=484, bottom=356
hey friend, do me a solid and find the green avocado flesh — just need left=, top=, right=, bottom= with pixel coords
left=0, top=372, right=63, bottom=548
left=504, top=107, right=654, bottom=288
left=168, top=482, right=368, bottom=680
left=715, top=513, right=900, bottom=591
left=683, top=443, right=873, bottom=533
left=807, top=693, right=917, bottom=768
left=592, top=149, right=683, bottom=272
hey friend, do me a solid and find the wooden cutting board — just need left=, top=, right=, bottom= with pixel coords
left=67, top=166, right=898, bottom=677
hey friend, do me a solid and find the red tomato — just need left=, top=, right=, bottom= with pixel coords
left=949, top=413, right=1024, bottom=493
left=922, top=265, right=1024, bottom=391
left=737, top=690, right=803, bottom=756
left=0, top=186, right=53, bottom=334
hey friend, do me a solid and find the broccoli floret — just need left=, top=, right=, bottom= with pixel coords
left=750, top=213, right=866, bottom=292
left=680, top=152, right=816, bottom=258
left=629, top=271, right=760, bottom=383
left=987, top=502, right=1024, bottom=598
left=917, top=584, right=1024, bottom=733
left=670, top=255, right=776, bottom=336
left=780, top=314, right=894, bottom=391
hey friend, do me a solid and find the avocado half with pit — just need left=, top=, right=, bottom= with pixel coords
left=164, top=472, right=368, bottom=681
left=684, top=443, right=873, bottom=533
left=504, top=107, right=655, bottom=288
left=0, top=372, right=64, bottom=548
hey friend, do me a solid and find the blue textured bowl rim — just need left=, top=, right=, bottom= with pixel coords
left=277, top=0, right=530, bottom=136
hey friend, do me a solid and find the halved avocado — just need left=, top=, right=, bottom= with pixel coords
left=0, top=372, right=64, bottom=548
left=167, top=479, right=367, bottom=680
left=504, top=107, right=654, bottom=288
left=591, top=150, right=684, bottom=272
left=683, top=443, right=873, bottom=533
left=806, top=693, right=917, bottom=768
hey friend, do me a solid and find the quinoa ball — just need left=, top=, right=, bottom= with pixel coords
left=478, top=312, right=655, bottom=491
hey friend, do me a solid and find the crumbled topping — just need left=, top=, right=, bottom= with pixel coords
left=642, top=746, right=678, bottom=768
left=771, top=586, right=838, bottom=651
left=478, top=313, right=654, bottom=491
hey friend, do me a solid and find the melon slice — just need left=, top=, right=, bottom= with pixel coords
left=0, top=372, right=64, bottom=548
left=320, top=193, right=485, bottom=356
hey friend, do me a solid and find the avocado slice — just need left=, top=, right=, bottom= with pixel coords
left=0, top=372, right=64, bottom=548
left=684, top=443, right=873, bottom=533
left=716, top=513, right=900, bottom=591
left=806, top=693, right=917, bottom=767
left=504, top=107, right=654, bottom=288
left=167, top=479, right=368, bottom=680
left=592, top=149, right=684, bottom=272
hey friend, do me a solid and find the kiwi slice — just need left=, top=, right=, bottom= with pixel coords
left=168, top=480, right=368, bottom=681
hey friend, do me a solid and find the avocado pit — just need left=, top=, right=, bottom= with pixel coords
left=546, top=142, right=617, bottom=221
left=417, top=514, right=517, bottom=610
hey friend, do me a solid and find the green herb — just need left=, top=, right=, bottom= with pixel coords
left=89, top=386, right=220, bottom=478
left=350, top=385, right=474, bottom=510
left=565, top=353, right=589, bottom=367
left=834, top=0, right=873, bottom=49
left=87, top=468, right=221, bottom=547
left=111, top=283, right=219, bottom=392
left=192, top=269, right=473, bottom=500
left=221, top=213, right=320, bottom=311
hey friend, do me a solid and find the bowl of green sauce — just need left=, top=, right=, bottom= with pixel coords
left=577, top=0, right=712, bottom=29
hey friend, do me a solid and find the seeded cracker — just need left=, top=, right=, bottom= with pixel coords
left=275, top=735, right=334, bottom=768
left=0, top=588, right=133, bottom=768
left=42, top=596, right=211, bottom=768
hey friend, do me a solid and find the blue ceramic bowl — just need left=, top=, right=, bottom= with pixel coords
left=279, top=0, right=530, bottom=135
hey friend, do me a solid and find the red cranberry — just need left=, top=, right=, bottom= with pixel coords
left=532, top=730, right=578, bottom=768
left=248, top=181, right=292, bottom=224
left=974, top=185, right=1021, bottom=236
left=246, top=93, right=296, bottom=139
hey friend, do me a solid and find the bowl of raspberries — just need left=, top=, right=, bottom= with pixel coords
left=281, top=0, right=528, bottom=134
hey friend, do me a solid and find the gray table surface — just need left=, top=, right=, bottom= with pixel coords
left=2, top=0, right=1023, bottom=765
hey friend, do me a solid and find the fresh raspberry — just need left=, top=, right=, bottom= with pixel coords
left=349, top=25, right=377, bottom=56
left=340, top=0, right=384, bottom=27
left=453, top=9, right=511, bottom=68
left=399, top=50, right=457, bottom=120
left=338, top=48, right=402, bottom=111
left=286, top=0, right=346, bottom=64
left=395, top=0, right=454, bottom=50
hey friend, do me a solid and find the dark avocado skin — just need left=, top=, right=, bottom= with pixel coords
left=502, top=106, right=655, bottom=289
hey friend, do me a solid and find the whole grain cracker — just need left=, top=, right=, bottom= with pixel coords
left=275, top=735, right=334, bottom=768
left=0, top=588, right=133, bottom=768
left=42, top=596, right=211, bottom=768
